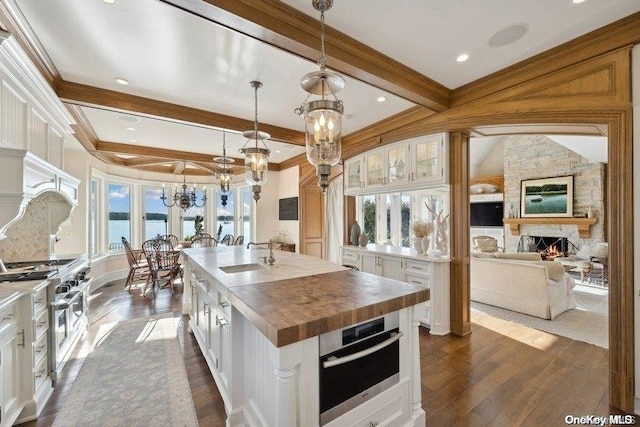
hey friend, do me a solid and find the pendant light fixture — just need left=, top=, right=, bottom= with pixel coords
left=240, top=81, right=270, bottom=202
left=295, top=0, right=344, bottom=192
left=213, top=131, right=234, bottom=207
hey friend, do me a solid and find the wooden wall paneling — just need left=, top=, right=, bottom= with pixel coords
left=300, top=183, right=324, bottom=258
left=448, top=131, right=471, bottom=336
left=344, top=196, right=355, bottom=246
left=605, top=110, right=634, bottom=411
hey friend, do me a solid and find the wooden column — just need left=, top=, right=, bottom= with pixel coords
left=449, top=131, right=471, bottom=336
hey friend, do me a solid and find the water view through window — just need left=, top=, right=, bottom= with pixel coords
left=108, top=183, right=131, bottom=250
left=144, top=187, right=169, bottom=240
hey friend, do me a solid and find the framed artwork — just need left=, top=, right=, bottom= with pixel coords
left=278, top=197, right=298, bottom=220
left=520, top=176, right=573, bottom=217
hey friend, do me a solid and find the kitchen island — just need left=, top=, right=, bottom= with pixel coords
left=182, top=246, right=428, bottom=427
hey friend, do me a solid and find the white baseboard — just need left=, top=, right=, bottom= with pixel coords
left=89, top=268, right=127, bottom=293
left=635, top=396, right=640, bottom=415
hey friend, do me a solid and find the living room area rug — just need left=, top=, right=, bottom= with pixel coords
left=471, top=284, right=608, bottom=349
left=52, top=314, right=198, bottom=427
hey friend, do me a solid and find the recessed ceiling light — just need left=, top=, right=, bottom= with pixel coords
left=376, top=96, right=386, bottom=102
left=275, top=150, right=281, bottom=153
left=573, top=0, right=586, bottom=3
left=126, top=127, right=136, bottom=131
left=130, top=139, right=137, bottom=143
left=456, top=54, right=469, bottom=62
left=488, top=24, right=528, bottom=48
left=115, top=77, right=129, bottom=85
left=118, top=115, right=140, bottom=123
left=102, top=0, right=116, bottom=4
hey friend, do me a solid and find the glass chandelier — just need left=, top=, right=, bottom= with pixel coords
left=295, top=0, right=344, bottom=192
left=214, top=131, right=234, bottom=207
left=161, top=162, right=207, bottom=210
left=240, top=81, right=270, bottom=202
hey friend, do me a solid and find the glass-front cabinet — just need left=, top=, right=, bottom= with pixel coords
left=344, top=156, right=363, bottom=194
left=365, top=150, right=384, bottom=188
left=343, top=132, right=447, bottom=195
left=410, top=133, right=448, bottom=185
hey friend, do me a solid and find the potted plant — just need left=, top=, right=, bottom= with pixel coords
left=411, top=220, right=432, bottom=254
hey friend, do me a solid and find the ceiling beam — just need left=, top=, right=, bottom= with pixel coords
left=159, top=0, right=450, bottom=112
left=57, top=81, right=306, bottom=146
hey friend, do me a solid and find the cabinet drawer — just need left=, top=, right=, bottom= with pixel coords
left=33, top=309, right=48, bottom=340
left=405, top=272, right=430, bottom=288
left=217, top=294, right=231, bottom=319
left=404, top=260, right=432, bottom=276
left=327, top=380, right=409, bottom=427
left=33, top=332, right=48, bottom=367
left=33, top=355, right=48, bottom=391
left=342, top=250, right=359, bottom=264
left=33, top=287, right=47, bottom=316
left=0, top=303, right=18, bottom=334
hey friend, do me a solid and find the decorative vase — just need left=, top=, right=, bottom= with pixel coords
left=421, top=236, right=430, bottom=254
left=350, top=221, right=361, bottom=246
left=358, top=234, right=368, bottom=247
left=412, top=237, right=424, bottom=254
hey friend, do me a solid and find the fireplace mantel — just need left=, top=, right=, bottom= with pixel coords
left=503, top=217, right=597, bottom=238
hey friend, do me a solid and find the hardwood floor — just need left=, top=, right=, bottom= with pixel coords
left=18, top=280, right=630, bottom=427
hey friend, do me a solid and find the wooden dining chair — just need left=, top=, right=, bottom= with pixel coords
left=158, top=234, right=179, bottom=248
left=141, top=237, right=181, bottom=296
left=233, top=235, right=244, bottom=245
left=220, top=234, right=234, bottom=245
left=191, top=236, right=217, bottom=248
left=122, top=236, right=151, bottom=290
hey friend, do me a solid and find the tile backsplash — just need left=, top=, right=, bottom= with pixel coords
left=0, top=191, right=72, bottom=262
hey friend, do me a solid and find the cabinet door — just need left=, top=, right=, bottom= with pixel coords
left=206, top=304, right=219, bottom=369
left=344, top=157, right=364, bottom=194
left=365, top=150, right=385, bottom=188
left=0, top=328, right=20, bottom=426
left=218, top=316, right=231, bottom=390
left=411, top=133, right=448, bottom=185
left=385, top=144, right=409, bottom=187
left=360, top=253, right=377, bottom=275
left=379, top=256, right=402, bottom=281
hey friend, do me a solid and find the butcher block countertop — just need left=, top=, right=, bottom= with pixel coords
left=182, top=246, right=430, bottom=347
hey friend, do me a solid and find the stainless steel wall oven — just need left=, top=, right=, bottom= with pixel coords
left=319, top=312, right=402, bottom=425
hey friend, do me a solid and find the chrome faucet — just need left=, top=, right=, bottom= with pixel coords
left=246, top=242, right=276, bottom=266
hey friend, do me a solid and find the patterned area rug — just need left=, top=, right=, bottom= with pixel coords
left=52, top=314, right=198, bottom=427
left=471, top=284, right=608, bottom=348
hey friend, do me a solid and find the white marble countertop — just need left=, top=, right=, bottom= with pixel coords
left=341, top=243, right=451, bottom=263
left=181, top=245, right=347, bottom=287
left=0, top=279, right=48, bottom=310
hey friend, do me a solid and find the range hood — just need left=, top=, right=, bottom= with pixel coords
left=0, top=147, right=80, bottom=239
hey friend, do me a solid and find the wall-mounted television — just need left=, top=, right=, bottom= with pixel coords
left=470, top=201, right=504, bottom=227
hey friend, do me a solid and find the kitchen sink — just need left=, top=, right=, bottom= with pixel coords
left=218, top=263, right=264, bottom=274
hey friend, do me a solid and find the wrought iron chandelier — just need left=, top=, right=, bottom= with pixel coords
left=160, top=162, right=207, bottom=210
left=295, top=0, right=344, bottom=192
left=240, top=81, right=270, bottom=202
left=214, top=131, right=234, bottom=207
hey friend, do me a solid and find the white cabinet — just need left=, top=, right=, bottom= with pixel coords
left=0, top=301, right=21, bottom=427
left=409, top=133, right=448, bottom=186
left=343, top=133, right=446, bottom=195
left=360, top=252, right=402, bottom=281
left=187, top=268, right=231, bottom=398
left=344, top=156, right=364, bottom=194
left=342, top=246, right=450, bottom=335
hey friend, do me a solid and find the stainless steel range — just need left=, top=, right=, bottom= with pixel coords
left=0, top=256, right=92, bottom=381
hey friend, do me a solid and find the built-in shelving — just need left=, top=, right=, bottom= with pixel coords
left=503, top=217, right=597, bottom=238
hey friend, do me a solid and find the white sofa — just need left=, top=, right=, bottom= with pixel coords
left=470, top=252, right=576, bottom=319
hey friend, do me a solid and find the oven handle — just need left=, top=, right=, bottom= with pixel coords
left=49, top=290, right=82, bottom=310
left=322, top=331, right=404, bottom=369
